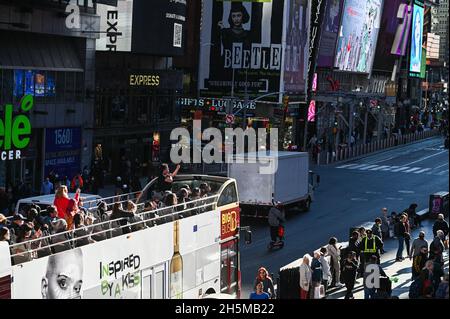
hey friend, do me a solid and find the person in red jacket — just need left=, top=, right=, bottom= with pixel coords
left=70, top=174, right=84, bottom=192
left=54, top=186, right=80, bottom=219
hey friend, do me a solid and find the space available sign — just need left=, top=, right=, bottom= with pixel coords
left=132, top=0, right=187, bottom=56
left=44, top=127, right=82, bottom=181
left=199, top=0, right=285, bottom=98
left=96, top=0, right=186, bottom=56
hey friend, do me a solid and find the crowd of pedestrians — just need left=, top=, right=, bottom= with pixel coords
left=253, top=206, right=448, bottom=300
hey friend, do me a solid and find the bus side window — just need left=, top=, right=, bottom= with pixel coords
left=218, top=183, right=238, bottom=207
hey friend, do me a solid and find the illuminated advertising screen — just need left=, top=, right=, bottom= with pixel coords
left=317, top=0, right=344, bottom=68
left=14, top=70, right=55, bottom=97
left=334, top=0, right=384, bottom=74
left=373, top=0, right=408, bottom=72
left=409, top=2, right=424, bottom=76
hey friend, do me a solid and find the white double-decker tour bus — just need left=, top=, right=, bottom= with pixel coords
left=0, top=175, right=245, bottom=299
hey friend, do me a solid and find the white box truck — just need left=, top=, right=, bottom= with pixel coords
left=228, top=151, right=319, bottom=218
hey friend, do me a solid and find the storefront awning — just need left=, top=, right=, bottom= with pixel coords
left=0, top=31, right=83, bottom=72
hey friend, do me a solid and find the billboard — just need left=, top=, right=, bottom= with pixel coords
left=409, top=2, right=424, bottom=76
left=334, top=0, right=384, bottom=74
left=44, top=127, right=82, bottom=181
left=96, top=0, right=134, bottom=52
left=317, top=0, right=344, bottom=68
left=373, top=0, right=408, bottom=72
left=96, top=0, right=186, bottom=56
left=198, top=0, right=285, bottom=98
left=132, top=0, right=187, bottom=56
left=283, top=0, right=310, bottom=94
left=391, top=3, right=412, bottom=56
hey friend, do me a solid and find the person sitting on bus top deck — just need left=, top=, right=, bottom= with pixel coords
left=158, top=163, right=181, bottom=192
left=73, top=213, right=95, bottom=248
left=181, top=184, right=191, bottom=196
left=199, top=183, right=211, bottom=197
left=191, top=188, right=201, bottom=201
left=110, top=201, right=137, bottom=234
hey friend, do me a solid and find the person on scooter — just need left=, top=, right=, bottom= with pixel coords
left=268, top=201, right=286, bottom=245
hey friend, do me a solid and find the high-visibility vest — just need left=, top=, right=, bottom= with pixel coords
left=363, top=237, right=377, bottom=253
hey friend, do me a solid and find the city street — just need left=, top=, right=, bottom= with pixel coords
left=240, top=136, right=449, bottom=297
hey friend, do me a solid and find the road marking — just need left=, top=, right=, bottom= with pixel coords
left=438, top=169, right=449, bottom=176
left=336, top=164, right=359, bottom=169
left=398, top=190, right=415, bottom=194
left=382, top=166, right=398, bottom=171
left=434, top=163, right=449, bottom=169
left=390, top=167, right=410, bottom=172
left=349, top=164, right=373, bottom=170
left=403, top=150, right=448, bottom=166
left=404, top=167, right=422, bottom=173
left=369, top=165, right=390, bottom=171
left=386, top=197, right=403, bottom=200
left=366, top=191, right=382, bottom=194
left=351, top=198, right=369, bottom=201
left=414, top=168, right=432, bottom=174
left=359, top=165, right=380, bottom=170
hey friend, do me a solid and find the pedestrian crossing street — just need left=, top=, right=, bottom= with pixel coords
left=336, top=163, right=449, bottom=176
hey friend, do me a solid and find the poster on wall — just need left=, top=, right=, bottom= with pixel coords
left=334, top=0, right=384, bottom=74
left=317, top=0, right=344, bottom=68
left=373, top=0, right=408, bottom=72
left=283, top=0, right=310, bottom=94
left=198, top=0, right=285, bottom=98
left=409, top=2, right=424, bottom=77
left=44, top=127, right=82, bottom=181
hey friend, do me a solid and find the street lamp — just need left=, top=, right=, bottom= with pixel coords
left=0, top=21, right=29, bottom=29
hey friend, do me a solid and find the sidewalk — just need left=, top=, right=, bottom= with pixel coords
left=326, top=218, right=449, bottom=299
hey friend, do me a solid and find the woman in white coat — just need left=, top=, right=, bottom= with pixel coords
left=299, top=254, right=312, bottom=299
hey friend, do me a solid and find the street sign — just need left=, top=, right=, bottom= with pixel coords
left=225, top=114, right=235, bottom=124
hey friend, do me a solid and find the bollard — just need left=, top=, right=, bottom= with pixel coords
left=326, top=152, right=329, bottom=165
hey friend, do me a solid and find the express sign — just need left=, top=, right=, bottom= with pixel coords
left=0, top=95, right=33, bottom=161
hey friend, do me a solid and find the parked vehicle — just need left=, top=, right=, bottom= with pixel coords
left=228, top=151, right=319, bottom=218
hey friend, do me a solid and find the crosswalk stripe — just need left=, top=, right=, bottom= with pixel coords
left=350, top=164, right=373, bottom=170
left=337, top=164, right=359, bottom=169
left=359, top=165, right=380, bottom=170
left=390, top=167, right=410, bottom=172
left=382, top=166, right=398, bottom=171
left=369, top=165, right=390, bottom=171
left=414, top=168, right=432, bottom=174
left=404, top=167, right=422, bottom=173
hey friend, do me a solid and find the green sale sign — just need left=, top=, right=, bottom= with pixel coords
left=0, top=95, right=33, bottom=161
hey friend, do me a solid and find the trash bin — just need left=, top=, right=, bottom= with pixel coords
left=429, top=191, right=449, bottom=219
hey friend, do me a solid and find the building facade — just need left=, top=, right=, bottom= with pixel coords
left=0, top=0, right=99, bottom=193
